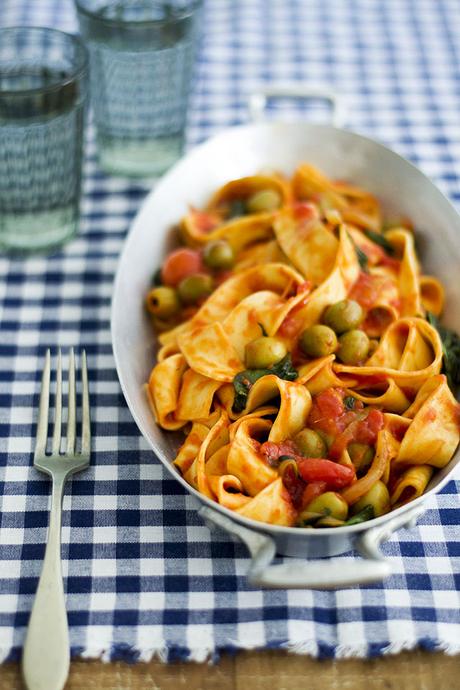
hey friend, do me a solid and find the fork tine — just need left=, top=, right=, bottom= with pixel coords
left=34, top=349, right=51, bottom=459
left=81, top=350, right=91, bottom=457
left=65, top=348, right=76, bottom=455
left=51, top=349, right=62, bottom=455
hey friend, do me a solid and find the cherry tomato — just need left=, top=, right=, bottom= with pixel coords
left=281, top=462, right=306, bottom=509
left=161, top=248, right=204, bottom=287
left=297, top=457, right=355, bottom=489
left=328, top=408, right=384, bottom=459
left=308, top=388, right=346, bottom=437
left=191, top=209, right=220, bottom=233
left=356, top=408, right=384, bottom=443
left=300, top=481, right=328, bottom=510
left=260, top=440, right=297, bottom=466
left=293, top=201, right=317, bottom=221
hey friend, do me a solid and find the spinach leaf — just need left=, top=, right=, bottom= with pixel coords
left=427, top=311, right=460, bottom=391
left=257, top=322, right=268, bottom=337
left=344, top=395, right=357, bottom=410
left=232, top=354, right=298, bottom=413
left=364, top=229, right=395, bottom=256
left=151, top=267, right=163, bottom=286
left=271, top=353, right=299, bottom=382
left=349, top=232, right=369, bottom=271
left=297, top=510, right=330, bottom=527
left=355, top=244, right=369, bottom=271
left=344, top=505, right=375, bottom=526
left=228, top=199, right=247, bottom=219
left=233, top=369, right=269, bottom=413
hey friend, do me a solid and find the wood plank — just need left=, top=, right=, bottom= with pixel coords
left=0, top=650, right=459, bottom=690
left=0, top=656, right=235, bottom=690
left=234, top=650, right=460, bottom=690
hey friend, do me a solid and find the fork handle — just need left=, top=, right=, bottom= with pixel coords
left=22, top=475, right=70, bottom=690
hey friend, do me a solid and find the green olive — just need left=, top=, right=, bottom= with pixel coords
left=246, top=188, right=282, bottom=213
left=278, top=457, right=299, bottom=479
left=337, top=329, right=370, bottom=365
left=352, top=481, right=390, bottom=517
left=348, top=443, right=375, bottom=475
left=177, top=273, right=214, bottom=304
left=203, top=240, right=235, bottom=270
left=316, top=428, right=333, bottom=450
left=296, top=511, right=324, bottom=527
left=294, top=428, right=327, bottom=458
left=316, top=516, right=346, bottom=527
left=306, top=492, right=349, bottom=521
left=323, top=299, right=364, bottom=334
left=245, top=336, right=287, bottom=369
left=299, top=325, right=338, bottom=358
left=146, top=286, right=180, bottom=318
left=368, top=338, right=380, bottom=356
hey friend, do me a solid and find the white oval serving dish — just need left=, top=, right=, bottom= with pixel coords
left=112, top=88, right=460, bottom=588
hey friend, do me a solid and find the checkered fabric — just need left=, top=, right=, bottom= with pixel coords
left=0, top=0, right=459, bottom=663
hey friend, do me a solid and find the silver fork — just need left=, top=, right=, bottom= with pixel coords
left=22, top=349, right=90, bottom=690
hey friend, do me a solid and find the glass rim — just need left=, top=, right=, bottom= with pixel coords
left=0, top=26, right=88, bottom=98
left=74, top=0, right=203, bottom=29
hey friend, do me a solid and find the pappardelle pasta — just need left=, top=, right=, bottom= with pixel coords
left=145, top=164, right=460, bottom=528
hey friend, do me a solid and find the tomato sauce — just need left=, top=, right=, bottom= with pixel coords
left=281, top=463, right=306, bottom=509
left=190, top=209, right=220, bottom=234
left=278, top=285, right=312, bottom=339
left=292, top=201, right=317, bottom=221
left=307, top=388, right=359, bottom=436
left=363, top=307, right=394, bottom=335
left=349, top=272, right=380, bottom=310
left=300, top=481, right=327, bottom=509
left=259, top=388, right=385, bottom=508
left=379, top=253, right=401, bottom=271
left=279, top=314, right=304, bottom=339
left=307, top=388, right=384, bottom=459
left=260, top=440, right=298, bottom=465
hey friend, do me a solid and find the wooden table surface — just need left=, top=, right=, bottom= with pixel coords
left=1, top=649, right=459, bottom=689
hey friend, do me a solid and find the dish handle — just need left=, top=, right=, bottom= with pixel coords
left=248, top=85, right=346, bottom=128
left=198, top=505, right=425, bottom=589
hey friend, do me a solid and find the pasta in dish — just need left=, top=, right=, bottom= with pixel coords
left=145, top=164, right=460, bottom=528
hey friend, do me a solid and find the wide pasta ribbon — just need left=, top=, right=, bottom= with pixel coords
left=233, top=239, right=291, bottom=273
left=218, top=374, right=312, bottom=436
left=386, top=228, right=423, bottom=317
left=273, top=203, right=339, bottom=285
left=184, top=408, right=230, bottom=498
left=334, top=317, right=443, bottom=394
left=279, top=225, right=360, bottom=336
left=341, top=428, right=396, bottom=505
left=180, top=174, right=291, bottom=251
left=227, top=417, right=277, bottom=496
left=235, top=477, right=297, bottom=526
left=176, top=369, right=223, bottom=421
left=292, top=163, right=381, bottom=232
left=177, top=286, right=308, bottom=381
left=207, top=173, right=292, bottom=209
left=159, top=262, right=306, bottom=350
left=391, top=465, right=434, bottom=507
left=396, top=375, right=460, bottom=468
left=146, top=354, right=188, bottom=430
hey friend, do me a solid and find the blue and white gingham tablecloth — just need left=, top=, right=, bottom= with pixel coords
left=0, top=0, right=459, bottom=663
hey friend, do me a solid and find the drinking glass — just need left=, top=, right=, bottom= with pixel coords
left=0, top=27, right=88, bottom=254
left=75, top=0, right=203, bottom=177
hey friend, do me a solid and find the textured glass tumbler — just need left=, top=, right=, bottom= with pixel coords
left=75, top=0, right=202, bottom=177
left=0, top=28, right=88, bottom=254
